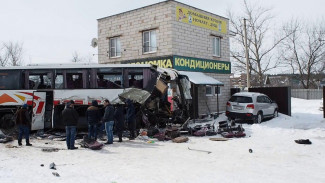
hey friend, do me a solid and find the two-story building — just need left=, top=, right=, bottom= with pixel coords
left=97, top=0, right=231, bottom=117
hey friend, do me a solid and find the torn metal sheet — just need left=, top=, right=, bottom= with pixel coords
left=118, top=88, right=151, bottom=105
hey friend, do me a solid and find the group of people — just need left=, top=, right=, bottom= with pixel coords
left=15, top=98, right=136, bottom=150
left=62, top=98, right=136, bottom=150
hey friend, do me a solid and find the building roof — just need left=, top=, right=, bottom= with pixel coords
left=0, top=63, right=154, bottom=70
left=97, top=0, right=228, bottom=21
left=179, top=71, right=224, bottom=86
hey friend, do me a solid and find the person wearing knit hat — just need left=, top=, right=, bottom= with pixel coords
left=62, top=100, right=79, bottom=150
left=86, top=100, right=101, bottom=140
left=16, top=104, right=32, bottom=146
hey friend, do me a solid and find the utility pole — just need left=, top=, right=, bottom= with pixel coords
left=243, top=18, right=251, bottom=88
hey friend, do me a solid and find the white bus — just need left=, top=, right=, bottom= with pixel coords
left=0, top=63, right=191, bottom=132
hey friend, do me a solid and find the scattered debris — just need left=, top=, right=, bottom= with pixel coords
left=249, top=149, right=253, bottom=153
left=40, top=164, right=44, bottom=167
left=221, top=131, right=234, bottom=138
left=209, top=137, right=229, bottom=141
left=52, top=137, right=66, bottom=141
left=79, top=136, right=103, bottom=150
left=153, top=131, right=167, bottom=141
left=188, top=147, right=211, bottom=154
left=295, top=139, right=312, bottom=145
left=42, top=148, right=62, bottom=152
left=49, top=162, right=56, bottom=170
left=165, top=126, right=180, bottom=139
left=5, top=144, right=19, bottom=148
left=52, top=172, right=60, bottom=177
left=172, top=136, right=188, bottom=143
left=0, top=134, right=14, bottom=143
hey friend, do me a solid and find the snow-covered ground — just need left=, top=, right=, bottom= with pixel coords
left=1, top=98, right=324, bottom=183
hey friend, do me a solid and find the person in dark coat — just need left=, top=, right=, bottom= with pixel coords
left=114, top=103, right=125, bottom=142
left=86, top=100, right=101, bottom=140
left=126, top=99, right=136, bottom=140
left=62, top=100, right=79, bottom=150
left=102, top=99, right=115, bottom=144
left=16, top=104, right=32, bottom=146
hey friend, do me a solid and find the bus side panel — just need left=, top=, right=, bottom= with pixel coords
left=31, top=92, right=46, bottom=130
left=0, top=90, right=35, bottom=106
left=52, top=89, right=124, bottom=129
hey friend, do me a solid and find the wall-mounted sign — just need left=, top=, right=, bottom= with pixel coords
left=176, top=6, right=227, bottom=34
left=121, top=56, right=173, bottom=68
left=173, top=55, right=231, bottom=74
left=121, top=55, right=231, bottom=74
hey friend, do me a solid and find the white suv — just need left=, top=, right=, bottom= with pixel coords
left=226, top=92, right=278, bottom=123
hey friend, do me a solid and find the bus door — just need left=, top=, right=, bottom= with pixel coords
left=31, top=91, right=46, bottom=130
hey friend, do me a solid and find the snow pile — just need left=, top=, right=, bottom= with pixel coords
left=0, top=98, right=324, bottom=183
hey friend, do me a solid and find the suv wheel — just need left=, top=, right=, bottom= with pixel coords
left=273, top=109, right=278, bottom=118
left=254, top=113, right=263, bottom=124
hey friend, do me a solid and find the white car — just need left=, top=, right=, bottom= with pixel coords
left=226, top=92, right=278, bottom=123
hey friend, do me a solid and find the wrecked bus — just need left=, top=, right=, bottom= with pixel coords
left=0, top=63, right=191, bottom=132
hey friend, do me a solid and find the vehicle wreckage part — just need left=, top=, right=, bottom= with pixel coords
left=188, top=147, right=211, bottom=154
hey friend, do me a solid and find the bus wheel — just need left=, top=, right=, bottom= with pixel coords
left=0, top=114, right=15, bottom=129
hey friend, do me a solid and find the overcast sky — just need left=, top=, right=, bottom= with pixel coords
left=0, top=0, right=324, bottom=65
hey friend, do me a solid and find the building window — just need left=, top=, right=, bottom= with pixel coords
left=206, top=85, right=213, bottom=96
left=214, top=86, right=221, bottom=95
left=109, top=37, right=121, bottom=58
left=212, top=37, right=220, bottom=57
left=143, top=30, right=157, bottom=53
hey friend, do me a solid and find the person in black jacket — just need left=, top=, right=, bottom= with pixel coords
left=114, top=103, right=125, bottom=142
left=16, top=104, right=32, bottom=146
left=102, top=99, right=115, bottom=144
left=86, top=100, right=101, bottom=140
left=62, top=100, right=79, bottom=150
left=126, top=99, right=136, bottom=140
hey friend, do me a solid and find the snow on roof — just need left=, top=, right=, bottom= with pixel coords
left=0, top=63, right=154, bottom=70
left=233, top=92, right=265, bottom=97
left=178, top=71, right=224, bottom=86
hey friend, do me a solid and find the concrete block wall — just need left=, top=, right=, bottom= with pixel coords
left=197, top=73, right=231, bottom=115
left=97, top=0, right=231, bottom=116
left=97, top=1, right=174, bottom=64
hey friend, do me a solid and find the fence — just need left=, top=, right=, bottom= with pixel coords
left=249, top=87, right=291, bottom=116
left=291, top=89, right=323, bottom=100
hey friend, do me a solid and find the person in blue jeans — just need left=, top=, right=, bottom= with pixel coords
left=62, top=100, right=79, bottom=150
left=16, top=104, right=32, bottom=146
left=102, top=99, right=115, bottom=144
left=86, top=100, right=101, bottom=140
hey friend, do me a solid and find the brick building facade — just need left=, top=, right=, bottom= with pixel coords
left=97, top=0, right=231, bottom=116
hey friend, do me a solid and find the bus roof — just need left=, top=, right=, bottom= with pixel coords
left=0, top=63, right=155, bottom=70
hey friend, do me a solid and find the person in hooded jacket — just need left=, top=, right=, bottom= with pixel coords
left=16, top=104, right=32, bottom=146
left=102, top=99, right=115, bottom=144
left=114, top=103, right=125, bottom=142
left=86, top=100, right=101, bottom=140
left=126, top=99, right=136, bottom=140
left=62, top=100, right=79, bottom=150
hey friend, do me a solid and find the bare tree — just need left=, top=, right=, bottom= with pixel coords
left=3, top=41, right=23, bottom=66
left=228, top=0, right=291, bottom=86
left=280, top=19, right=325, bottom=89
left=71, top=51, right=83, bottom=62
left=0, top=46, right=9, bottom=67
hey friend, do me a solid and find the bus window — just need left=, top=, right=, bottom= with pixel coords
left=28, top=71, right=52, bottom=89
left=0, top=70, right=21, bottom=90
left=66, top=73, right=83, bottom=89
left=55, top=74, right=63, bottom=89
left=127, top=69, right=143, bottom=89
left=97, top=68, right=122, bottom=89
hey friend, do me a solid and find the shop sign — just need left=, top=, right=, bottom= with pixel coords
left=121, top=56, right=173, bottom=68
left=176, top=6, right=227, bottom=34
left=173, top=55, right=231, bottom=74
